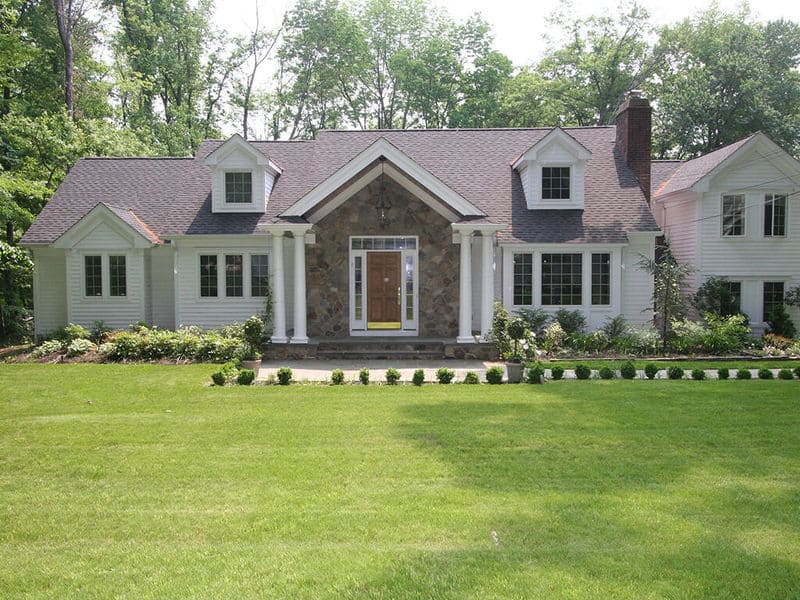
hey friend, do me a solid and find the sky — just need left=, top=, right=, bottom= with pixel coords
left=214, top=0, right=800, bottom=68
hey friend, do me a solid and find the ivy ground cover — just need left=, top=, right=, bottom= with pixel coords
left=1, top=364, right=799, bottom=598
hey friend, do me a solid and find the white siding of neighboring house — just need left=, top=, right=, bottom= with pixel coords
left=32, top=247, right=67, bottom=336
left=621, top=234, right=656, bottom=326
left=65, top=222, right=146, bottom=329
left=173, top=235, right=272, bottom=329
left=149, top=245, right=175, bottom=329
left=657, top=190, right=701, bottom=289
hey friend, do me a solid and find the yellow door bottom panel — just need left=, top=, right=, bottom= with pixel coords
left=367, top=322, right=402, bottom=330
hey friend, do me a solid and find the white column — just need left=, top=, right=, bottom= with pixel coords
left=270, top=232, right=287, bottom=343
left=480, top=233, right=494, bottom=341
left=290, top=231, right=309, bottom=343
left=457, top=230, right=474, bottom=343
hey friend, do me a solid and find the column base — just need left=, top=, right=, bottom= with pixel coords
left=271, top=335, right=289, bottom=344
left=457, top=335, right=477, bottom=344
left=289, top=336, right=309, bottom=344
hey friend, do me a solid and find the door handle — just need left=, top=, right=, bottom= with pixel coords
left=397, top=286, right=401, bottom=306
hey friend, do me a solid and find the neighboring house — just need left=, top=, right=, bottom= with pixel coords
left=652, top=133, right=800, bottom=333
left=21, top=92, right=662, bottom=351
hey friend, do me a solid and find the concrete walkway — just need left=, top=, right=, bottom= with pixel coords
left=257, top=360, right=793, bottom=383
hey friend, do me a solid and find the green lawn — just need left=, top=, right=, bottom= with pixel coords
left=1, top=364, right=799, bottom=598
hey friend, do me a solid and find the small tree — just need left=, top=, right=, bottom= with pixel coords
left=693, top=276, right=741, bottom=317
left=638, top=245, right=694, bottom=352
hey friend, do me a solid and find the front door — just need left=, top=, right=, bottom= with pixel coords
left=367, top=252, right=401, bottom=329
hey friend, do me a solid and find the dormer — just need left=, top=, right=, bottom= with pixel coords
left=512, top=128, right=591, bottom=210
left=204, top=134, right=282, bottom=213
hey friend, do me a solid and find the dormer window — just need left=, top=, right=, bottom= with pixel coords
left=542, top=167, right=570, bottom=200
left=225, top=172, right=253, bottom=204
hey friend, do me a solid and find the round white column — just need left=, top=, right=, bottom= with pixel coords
left=457, top=230, right=474, bottom=343
left=480, top=233, right=495, bottom=341
left=290, top=231, right=309, bottom=343
left=270, top=232, right=287, bottom=343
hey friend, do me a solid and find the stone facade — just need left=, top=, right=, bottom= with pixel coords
left=306, top=178, right=460, bottom=338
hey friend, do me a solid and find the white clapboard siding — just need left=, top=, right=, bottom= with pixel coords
left=150, top=246, right=175, bottom=329
left=621, top=235, right=656, bottom=326
left=32, top=248, right=67, bottom=336
left=659, top=190, right=700, bottom=288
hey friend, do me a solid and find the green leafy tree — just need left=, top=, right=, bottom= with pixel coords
left=693, top=276, right=743, bottom=318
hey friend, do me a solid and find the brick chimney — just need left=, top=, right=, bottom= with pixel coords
left=615, top=90, right=652, bottom=203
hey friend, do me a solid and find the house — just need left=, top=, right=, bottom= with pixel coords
left=21, top=92, right=664, bottom=354
left=652, top=133, right=800, bottom=332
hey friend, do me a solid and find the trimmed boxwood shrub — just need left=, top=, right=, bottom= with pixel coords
left=758, top=368, right=774, bottom=380
left=736, top=369, right=752, bottom=380
left=485, top=366, right=504, bottom=384
left=277, top=367, right=292, bottom=385
left=412, top=369, right=425, bottom=386
left=526, top=362, right=545, bottom=384
left=237, top=369, right=255, bottom=385
left=691, top=368, right=706, bottom=380
left=436, top=368, right=455, bottom=384
left=620, top=361, right=636, bottom=380
left=598, top=366, right=614, bottom=380
left=385, top=368, right=401, bottom=385
left=717, top=368, right=730, bottom=380
left=331, top=369, right=345, bottom=385
left=464, top=371, right=480, bottom=384
left=794, top=366, right=800, bottom=379
left=574, top=364, right=591, bottom=380
left=359, top=368, right=370, bottom=385
left=550, top=366, right=565, bottom=380
left=778, top=368, right=794, bottom=380
left=211, top=371, right=227, bottom=386
left=667, top=366, right=684, bottom=380
left=644, top=363, right=659, bottom=380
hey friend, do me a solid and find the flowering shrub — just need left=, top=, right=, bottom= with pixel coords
left=66, top=338, right=96, bottom=357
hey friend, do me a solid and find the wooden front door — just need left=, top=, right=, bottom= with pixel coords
left=367, top=252, right=401, bottom=329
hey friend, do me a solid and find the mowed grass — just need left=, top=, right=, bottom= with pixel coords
left=1, top=364, right=799, bottom=599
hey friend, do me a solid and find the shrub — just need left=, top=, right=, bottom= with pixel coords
left=237, top=369, right=255, bottom=385
left=669, top=319, right=706, bottom=354
left=515, top=307, right=549, bottom=336
left=601, top=315, right=629, bottom=342
left=412, top=369, right=425, bottom=386
left=693, top=276, right=742, bottom=317
left=331, top=369, right=345, bottom=385
left=243, top=315, right=265, bottom=347
left=277, top=367, right=292, bottom=385
left=667, top=366, right=684, bottom=380
left=619, top=361, right=637, bottom=380
left=616, top=326, right=661, bottom=355
left=766, top=303, right=797, bottom=339
left=526, top=362, right=545, bottom=384
left=736, top=369, right=752, bottom=380
left=490, top=302, right=513, bottom=360
left=66, top=338, right=96, bottom=357
left=778, top=368, right=794, bottom=380
left=211, top=371, right=227, bottom=386
left=644, top=363, right=659, bottom=380
left=436, top=367, right=455, bottom=384
left=717, top=368, right=730, bottom=380
left=359, top=368, right=370, bottom=385
left=550, top=365, right=565, bottom=380
left=211, top=361, right=239, bottom=386
left=574, top=364, right=591, bottom=380
left=463, top=371, right=480, bottom=384
left=31, top=339, right=64, bottom=358
left=795, top=366, right=800, bottom=379
left=55, top=323, right=90, bottom=343
left=691, top=368, right=706, bottom=380
left=485, top=366, right=504, bottom=384
left=598, top=366, right=614, bottom=380
left=543, top=321, right=566, bottom=352
left=758, top=367, right=774, bottom=380
left=702, top=313, right=750, bottom=354
left=90, top=321, right=111, bottom=343
left=385, top=368, right=401, bottom=385
left=554, top=308, right=586, bottom=335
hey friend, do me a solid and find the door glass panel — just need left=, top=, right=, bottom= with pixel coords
left=405, top=255, right=414, bottom=321
left=354, top=255, right=363, bottom=321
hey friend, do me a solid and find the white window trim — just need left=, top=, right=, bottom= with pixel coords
left=541, top=164, right=572, bottom=201
left=348, top=235, right=419, bottom=336
left=224, top=170, right=255, bottom=206
left=721, top=193, right=746, bottom=238
left=81, top=251, right=130, bottom=300
left=195, top=250, right=270, bottom=301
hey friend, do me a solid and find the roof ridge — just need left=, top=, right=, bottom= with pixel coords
left=79, top=156, right=194, bottom=161
left=317, top=126, right=616, bottom=133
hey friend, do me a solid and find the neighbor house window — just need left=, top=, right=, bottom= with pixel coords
left=513, top=253, right=533, bottom=305
left=542, top=167, right=570, bottom=200
left=250, top=254, right=269, bottom=296
left=225, top=255, right=243, bottom=297
left=763, top=282, right=784, bottom=321
left=591, top=253, right=610, bottom=305
left=764, top=194, right=786, bottom=237
left=722, top=194, right=745, bottom=236
left=542, top=253, right=582, bottom=305
left=109, top=255, right=127, bottom=297
left=200, top=255, right=218, bottom=297
left=84, top=255, right=102, bottom=297
left=225, top=172, right=252, bottom=203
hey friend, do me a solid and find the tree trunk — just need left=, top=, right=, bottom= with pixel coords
left=53, top=0, right=74, bottom=119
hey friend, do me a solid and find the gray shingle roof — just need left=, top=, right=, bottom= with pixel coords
left=22, top=127, right=659, bottom=245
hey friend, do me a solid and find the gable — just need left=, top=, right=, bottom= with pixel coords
left=53, top=204, right=157, bottom=249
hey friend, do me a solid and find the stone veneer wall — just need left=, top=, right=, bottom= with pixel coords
left=306, top=178, right=459, bottom=338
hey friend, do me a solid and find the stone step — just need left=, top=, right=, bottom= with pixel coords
left=316, top=349, right=445, bottom=360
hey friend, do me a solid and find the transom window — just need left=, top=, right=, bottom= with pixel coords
left=542, top=167, right=571, bottom=200
left=722, top=194, right=745, bottom=236
left=763, top=281, right=784, bottom=321
left=513, top=253, right=533, bottom=305
left=542, top=253, right=582, bottom=305
left=225, top=172, right=252, bottom=203
left=591, top=253, right=610, bottom=305
left=764, top=194, right=786, bottom=237
left=250, top=254, right=269, bottom=296
left=351, top=237, right=416, bottom=250
left=84, top=256, right=102, bottom=297
left=109, top=255, right=127, bottom=297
